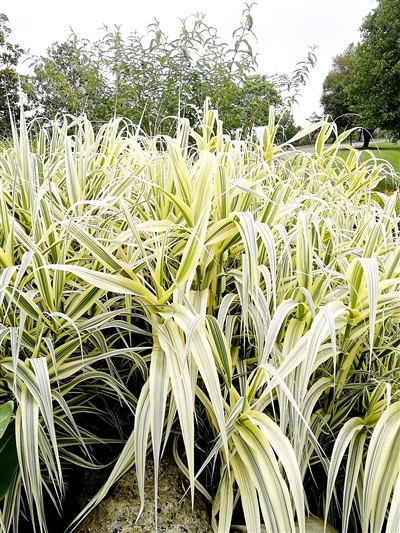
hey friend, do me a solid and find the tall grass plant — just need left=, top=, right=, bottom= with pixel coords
left=0, top=102, right=398, bottom=533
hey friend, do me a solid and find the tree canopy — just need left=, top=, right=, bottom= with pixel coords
left=0, top=5, right=317, bottom=138
left=347, top=0, right=400, bottom=140
left=21, top=5, right=315, bottom=136
left=320, top=43, right=358, bottom=131
left=321, top=0, right=400, bottom=147
left=25, top=7, right=263, bottom=133
left=0, top=13, right=25, bottom=137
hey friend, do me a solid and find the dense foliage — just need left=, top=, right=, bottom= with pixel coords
left=0, top=13, right=25, bottom=138
left=0, top=103, right=399, bottom=533
left=320, top=43, right=357, bottom=132
left=347, top=0, right=400, bottom=141
left=2, top=5, right=314, bottom=139
left=322, top=0, right=400, bottom=147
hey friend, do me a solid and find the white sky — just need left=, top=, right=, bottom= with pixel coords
left=3, top=0, right=377, bottom=127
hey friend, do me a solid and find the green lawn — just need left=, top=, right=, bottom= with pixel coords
left=358, top=142, right=400, bottom=213
left=367, top=141, right=400, bottom=172
left=338, top=142, right=400, bottom=193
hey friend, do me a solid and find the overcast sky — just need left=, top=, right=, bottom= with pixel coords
left=3, top=0, right=377, bottom=126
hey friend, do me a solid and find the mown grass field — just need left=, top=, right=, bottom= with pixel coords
left=339, top=141, right=400, bottom=192
left=367, top=141, right=400, bottom=171
left=362, top=142, right=400, bottom=192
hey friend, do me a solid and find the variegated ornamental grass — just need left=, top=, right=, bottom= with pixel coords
left=0, top=102, right=399, bottom=533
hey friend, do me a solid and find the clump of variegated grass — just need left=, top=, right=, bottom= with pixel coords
left=0, top=101, right=399, bottom=533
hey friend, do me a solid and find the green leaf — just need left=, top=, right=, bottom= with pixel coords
left=45, top=265, right=158, bottom=305
left=215, top=466, right=233, bottom=533
left=324, top=417, right=365, bottom=528
left=0, top=421, right=18, bottom=501
left=0, top=401, right=13, bottom=439
left=233, top=418, right=296, bottom=532
left=231, top=453, right=261, bottom=533
left=363, top=401, right=400, bottom=533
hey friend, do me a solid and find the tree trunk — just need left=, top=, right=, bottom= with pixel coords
left=362, top=128, right=374, bottom=149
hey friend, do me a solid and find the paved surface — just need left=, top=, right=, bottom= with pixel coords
left=296, top=139, right=386, bottom=154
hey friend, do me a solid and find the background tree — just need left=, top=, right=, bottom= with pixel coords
left=26, top=6, right=260, bottom=133
left=26, top=36, right=113, bottom=125
left=24, top=4, right=315, bottom=136
left=320, top=43, right=358, bottom=132
left=0, top=13, right=24, bottom=138
left=219, top=74, right=282, bottom=136
left=347, top=0, right=400, bottom=147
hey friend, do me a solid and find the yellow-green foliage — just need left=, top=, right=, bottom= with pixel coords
left=0, top=103, right=399, bottom=533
